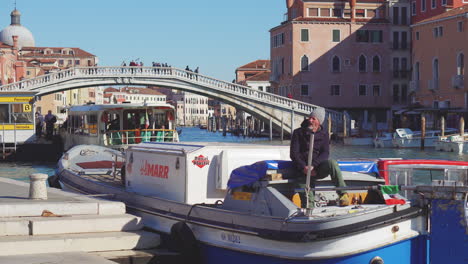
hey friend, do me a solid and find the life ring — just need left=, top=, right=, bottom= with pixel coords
left=169, top=221, right=201, bottom=264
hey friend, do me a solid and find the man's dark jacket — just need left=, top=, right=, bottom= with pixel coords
left=290, top=119, right=330, bottom=171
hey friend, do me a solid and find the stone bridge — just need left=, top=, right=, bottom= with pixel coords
left=0, top=66, right=346, bottom=135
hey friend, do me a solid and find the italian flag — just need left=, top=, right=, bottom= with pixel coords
left=380, top=185, right=406, bottom=205
left=145, top=111, right=150, bottom=129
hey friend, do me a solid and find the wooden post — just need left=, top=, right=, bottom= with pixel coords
left=269, top=117, right=273, bottom=141
left=421, top=114, right=426, bottom=150
left=459, top=116, right=465, bottom=137
left=328, top=115, right=332, bottom=139
left=343, top=114, right=347, bottom=138
left=440, top=116, right=445, bottom=136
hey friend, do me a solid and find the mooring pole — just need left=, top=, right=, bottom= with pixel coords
left=421, top=114, right=426, bottom=150
left=269, top=117, right=273, bottom=141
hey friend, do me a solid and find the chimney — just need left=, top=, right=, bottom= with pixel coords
left=349, top=0, right=356, bottom=22
left=286, top=0, right=294, bottom=8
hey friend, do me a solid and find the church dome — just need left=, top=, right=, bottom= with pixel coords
left=0, top=9, right=35, bottom=49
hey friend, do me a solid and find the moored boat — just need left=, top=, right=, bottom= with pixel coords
left=56, top=143, right=468, bottom=264
left=60, top=103, right=179, bottom=150
left=392, top=128, right=457, bottom=148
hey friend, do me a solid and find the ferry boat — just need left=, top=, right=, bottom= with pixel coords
left=60, top=103, right=179, bottom=150
left=55, top=143, right=468, bottom=264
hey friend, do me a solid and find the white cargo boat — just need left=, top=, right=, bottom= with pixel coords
left=56, top=143, right=468, bottom=264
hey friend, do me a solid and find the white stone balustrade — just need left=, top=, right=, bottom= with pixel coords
left=0, top=66, right=346, bottom=134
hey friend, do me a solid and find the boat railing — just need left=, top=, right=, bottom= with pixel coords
left=104, top=129, right=178, bottom=146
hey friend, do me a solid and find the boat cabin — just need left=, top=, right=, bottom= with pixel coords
left=61, top=103, right=178, bottom=150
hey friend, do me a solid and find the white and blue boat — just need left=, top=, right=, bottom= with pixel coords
left=56, top=142, right=468, bottom=264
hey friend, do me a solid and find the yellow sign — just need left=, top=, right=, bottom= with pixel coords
left=23, top=104, right=32, bottom=112
left=232, top=191, right=252, bottom=201
left=0, top=97, right=33, bottom=103
left=0, top=124, right=34, bottom=130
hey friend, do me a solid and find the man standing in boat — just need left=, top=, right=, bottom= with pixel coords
left=290, top=107, right=349, bottom=207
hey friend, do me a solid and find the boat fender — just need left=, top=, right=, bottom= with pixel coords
left=169, top=221, right=201, bottom=264
left=370, top=256, right=384, bottom=264
left=47, top=174, right=61, bottom=189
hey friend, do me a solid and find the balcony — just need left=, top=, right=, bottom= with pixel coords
left=428, top=79, right=439, bottom=91
left=452, top=75, right=464, bottom=89
left=410, top=80, right=420, bottom=91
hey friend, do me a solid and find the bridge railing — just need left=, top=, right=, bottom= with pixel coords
left=0, top=66, right=345, bottom=129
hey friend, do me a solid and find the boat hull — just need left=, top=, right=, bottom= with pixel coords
left=59, top=168, right=425, bottom=263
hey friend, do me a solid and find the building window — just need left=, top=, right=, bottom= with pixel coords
left=458, top=21, right=464, bottom=32
left=433, top=58, right=439, bottom=82
left=441, top=0, right=447, bottom=5
left=372, top=85, right=381, bottom=96
left=401, top=7, right=408, bottom=25
left=332, top=29, right=340, bottom=42
left=393, top=7, right=399, bottom=24
left=411, top=2, right=416, bottom=15
left=457, top=53, right=465, bottom=75
left=332, top=56, right=340, bottom=72
left=301, top=55, right=309, bottom=71
left=393, top=84, right=400, bottom=103
left=416, top=31, right=420, bottom=40
left=308, top=8, right=318, bottom=16
left=401, top=32, right=408, bottom=49
left=332, top=8, right=342, bottom=17
left=59, top=59, right=64, bottom=65
left=26, top=70, right=31, bottom=75
left=393, top=57, right=400, bottom=78
left=439, top=26, right=443, bottom=36
left=301, top=85, right=309, bottom=96
left=356, top=9, right=365, bottom=18
left=356, top=30, right=369, bottom=42
left=367, top=9, right=376, bottom=18
left=401, top=84, right=408, bottom=103
left=358, top=85, right=367, bottom=96
left=422, top=0, right=426, bottom=11
left=356, top=30, right=382, bottom=43
left=372, top=56, right=381, bottom=72
left=431, top=0, right=436, bottom=9
left=320, top=8, right=331, bottom=17
left=371, top=31, right=383, bottom=42
left=359, top=55, right=367, bottom=72
left=393, top=31, right=400, bottom=49
left=330, top=85, right=340, bottom=96
left=301, top=29, right=309, bottom=42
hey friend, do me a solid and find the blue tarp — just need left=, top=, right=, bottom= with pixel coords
left=227, top=160, right=380, bottom=189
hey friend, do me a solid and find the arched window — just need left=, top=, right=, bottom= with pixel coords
left=301, top=55, right=309, bottom=71
left=457, top=53, right=465, bottom=75
left=372, top=56, right=380, bottom=72
left=359, top=55, right=367, bottom=72
left=332, top=56, right=340, bottom=72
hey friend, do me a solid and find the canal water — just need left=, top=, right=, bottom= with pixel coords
left=1, top=126, right=468, bottom=182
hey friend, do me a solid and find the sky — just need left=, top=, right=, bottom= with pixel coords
left=4, top=0, right=286, bottom=82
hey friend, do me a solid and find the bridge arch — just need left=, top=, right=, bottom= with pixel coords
left=0, top=66, right=347, bottom=135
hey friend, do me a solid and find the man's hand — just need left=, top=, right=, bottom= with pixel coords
left=303, top=166, right=316, bottom=177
